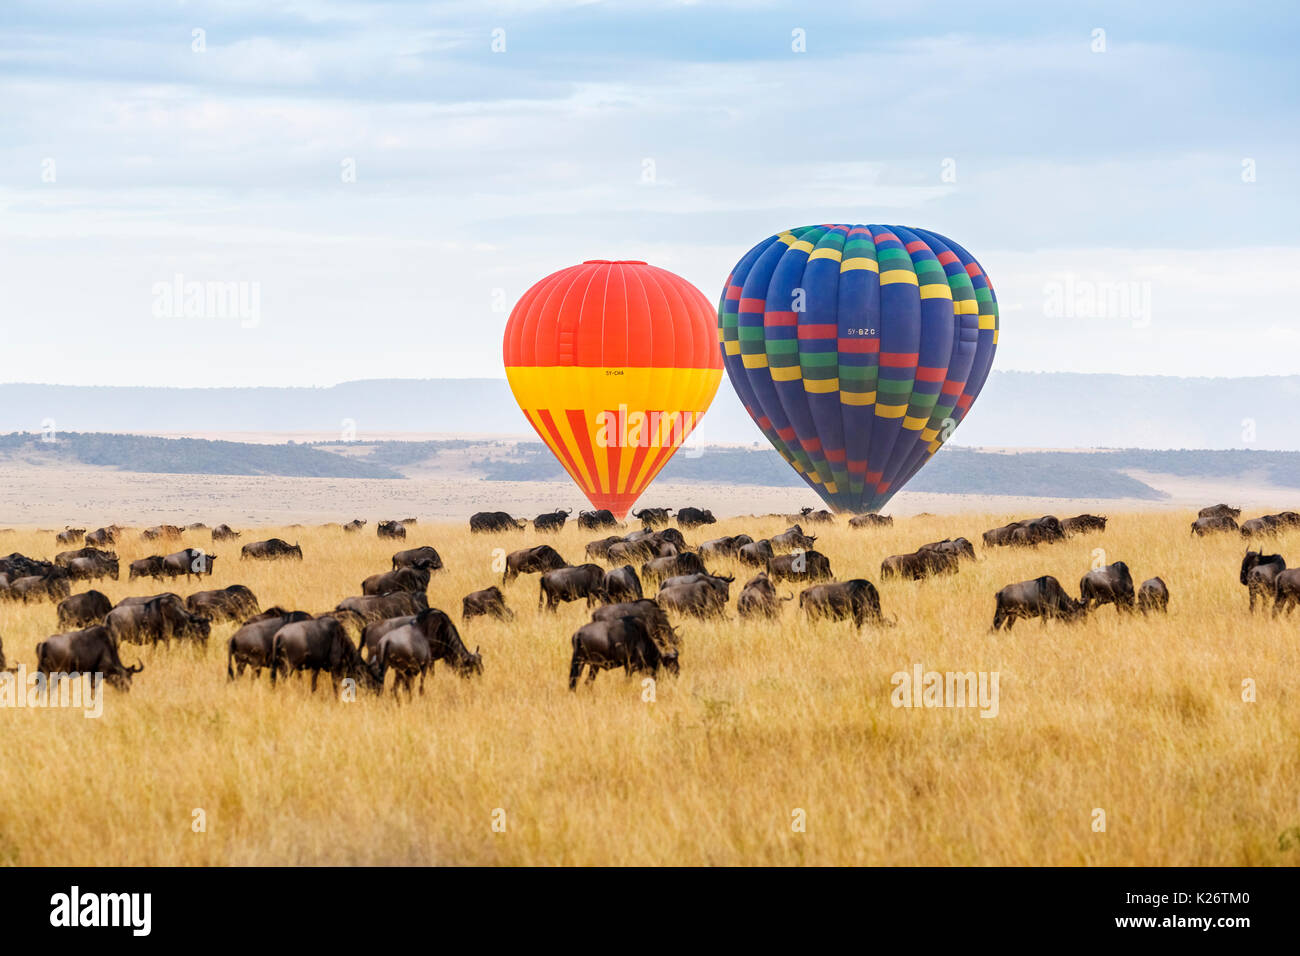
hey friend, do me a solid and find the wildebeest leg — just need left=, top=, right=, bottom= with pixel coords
left=568, top=652, right=585, bottom=691
left=310, top=669, right=320, bottom=692
left=418, top=668, right=426, bottom=696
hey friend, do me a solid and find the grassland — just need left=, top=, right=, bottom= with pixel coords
left=1, top=511, right=1297, bottom=866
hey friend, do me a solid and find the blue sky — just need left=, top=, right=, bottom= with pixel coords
left=1, top=0, right=1297, bottom=387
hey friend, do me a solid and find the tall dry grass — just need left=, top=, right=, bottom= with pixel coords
left=0, top=510, right=1297, bottom=865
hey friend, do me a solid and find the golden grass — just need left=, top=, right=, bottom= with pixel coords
left=0, top=511, right=1297, bottom=866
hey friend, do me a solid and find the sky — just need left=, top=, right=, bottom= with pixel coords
left=1, top=0, right=1298, bottom=388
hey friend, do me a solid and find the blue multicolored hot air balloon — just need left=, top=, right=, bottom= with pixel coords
left=718, top=225, right=999, bottom=513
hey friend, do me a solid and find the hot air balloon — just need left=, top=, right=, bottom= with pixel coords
left=504, top=260, right=723, bottom=519
left=718, top=225, right=998, bottom=513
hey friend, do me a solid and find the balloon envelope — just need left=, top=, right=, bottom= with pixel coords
left=718, top=225, right=999, bottom=513
left=504, top=260, right=722, bottom=519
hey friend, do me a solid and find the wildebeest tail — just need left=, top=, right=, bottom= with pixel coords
left=269, top=633, right=282, bottom=685
left=226, top=637, right=236, bottom=680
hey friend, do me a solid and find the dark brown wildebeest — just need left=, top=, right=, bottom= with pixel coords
left=919, top=538, right=976, bottom=561
left=241, top=538, right=303, bottom=560
left=470, top=511, right=527, bottom=533
left=799, top=580, right=884, bottom=628
left=0, top=553, right=58, bottom=580
left=1191, top=515, right=1237, bottom=537
left=660, top=572, right=733, bottom=602
left=113, top=592, right=182, bottom=609
left=391, top=546, right=443, bottom=572
left=226, top=610, right=313, bottom=680
left=377, top=520, right=406, bottom=540
left=128, top=555, right=166, bottom=580
left=85, top=527, right=116, bottom=548
left=211, top=523, right=240, bottom=541
left=343, top=519, right=367, bottom=533
left=533, top=509, right=572, bottom=533
left=737, top=539, right=776, bottom=567
left=160, top=547, right=216, bottom=580
left=767, top=549, right=833, bottom=583
left=849, top=513, right=893, bottom=528
left=106, top=596, right=211, bottom=648
left=676, top=507, right=716, bottom=528
left=881, top=550, right=959, bottom=581
left=606, top=539, right=656, bottom=564
left=1079, top=561, right=1136, bottom=613
left=699, top=534, right=753, bottom=558
left=603, top=565, right=642, bottom=603
left=399, top=517, right=417, bottom=527
left=991, top=576, right=1086, bottom=630
left=578, top=509, right=619, bottom=531
left=503, top=544, right=567, bottom=584
left=186, top=523, right=207, bottom=531
left=771, top=525, right=817, bottom=553
left=1062, top=514, right=1107, bottom=536
left=591, top=600, right=678, bottom=651
left=1272, top=569, right=1300, bottom=617
left=268, top=617, right=377, bottom=693
left=539, top=564, right=608, bottom=611
left=657, top=580, right=727, bottom=618
left=36, top=626, right=143, bottom=692
left=627, top=527, right=689, bottom=551
left=1275, top=511, right=1300, bottom=528
left=1240, top=515, right=1283, bottom=537
left=796, top=507, right=835, bottom=525
left=632, top=507, right=673, bottom=529
left=737, top=572, right=791, bottom=619
left=586, top=536, right=625, bottom=561
left=641, top=552, right=707, bottom=585
left=984, top=516, right=1066, bottom=547
left=141, top=524, right=183, bottom=542
left=358, top=615, right=417, bottom=656
left=56, top=547, right=105, bottom=567
left=1138, top=577, right=1169, bottom=614
left=568, top=616, right=675, bottom=690
left=1199, top=504, right=1241, bottom=520
left=335, top=591, right=429, bottom=630
left=362, top=566, right=430, bottom=596
left=57, top=590, right=112, bottom=630
left=66, top=554, right=120, bottom=583
left=186, top=584, right=260, bottom=623
left=56, top=528, right=85, bottom=546
left=1241, top=551, right=1285, bottom=612
left=367, top=609, right=482, bottom=695
left=2, top=574, right=72, bottom=604
left=462, top=586, right=513, bottom=622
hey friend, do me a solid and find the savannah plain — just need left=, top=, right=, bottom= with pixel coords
left=2, top=506, right=1298, bottom=866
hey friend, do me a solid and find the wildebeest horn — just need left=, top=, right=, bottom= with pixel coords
left=128, top=660, right=144, bottom=673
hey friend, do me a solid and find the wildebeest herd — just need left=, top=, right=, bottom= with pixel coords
left=2, top=501, right=1295, bottom=699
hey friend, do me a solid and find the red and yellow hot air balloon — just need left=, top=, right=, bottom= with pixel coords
left=503, top=260, right=722, bottom=519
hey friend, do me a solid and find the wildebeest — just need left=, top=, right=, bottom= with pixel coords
left=56, top=527, right=85, bottom=546
left=606, top=539, right=656, bottom=564
left=128, top=555, right=166, bottom=580
left=462, top=586, right=513, bottom=622
left=1240, top=515, right=1285, bottom=537
left=56, top=590, right=113, bottom=630
left=1241, top=550, right=1285, bottom=611
left=241, top=538, right=303, bottom=560
left=767, top=550, right=833, bottom=582
left=632, top=507, right=673, bottom=529
left=796, top=507, right=835, bottom=525
left=603, top=565, right=643, bottom=603
left=539, top=564, right=608, bottom=611
left=226, top=610, right=313, bottom=680
left=849, top=513, right=893, bottom=528
left=1062, top=514, right=1108, bottom=536
left=186, top=584, right=260, bottom=622
left=586, top=536, right=625, bottom=561
left=984, top=516, right=1066, bottom=547
left=503, top=544, right=568, bottom=584
left=534, top=509, right=572, bottom=533
left=61, top=550, right=119, bottom=582
left=107, top=595, right=211, bottom=647
left=737, top=540, right=776, bottom=567
left=377, top=520, right=406, bottom=540
left=1, top=573, right=72, bottom=604
left=0, top=553, right=58, bottom=580
left=268, top=617, right=376, bottom=693
left=141, top=524, right=183, bottom=541
left=35, top=626, right=143, bottom=692
left=991, top=576, right=1087, bottom=630
left=85, top=527, right=116, bottom=548
left=919, top=538, right=977, bottom=561
left=641, top=552, right=707, bottom=584
left=1199, top=504, right=1241, bottom=520
left=675, top=507, right=716, bottom=528
left=160, top=548, right=217, bottom=580
left=391, top=546, right=443, bottom=572
left=1191, top=515, right=1237, bottom=536
left=1273, top=569, right=1300, bottom=617
left=881, top=549, right=959, bottom=581
left=699, top=534, right=753, bottom=558
left=660, top=572, right=733, bottom=602
left=1138, top=577, right=1169, bottom=614
left=656, top=580, right=727, bottom=618
left=577, top=509, right=619, bottom=531
left=211, top=523, right=240, bottom=541
left=1079, top=561, right=1136, bottom=613
left=357, top=615, right=417, bottom=656
left=737, top=572, right=792, bottom=619
left=470, top=511, right=527, bottom=533
left=591, top=600, right=678, bottom=651
left=362, top=566, right=430, bottom=596
left=368, top=609, right=482, bottom=695
left=799, top=579, right=884, bottom=628
left=334, top=591, right=429, bottom=629
left=568, top=616, right=675, bottom=690
left=113, top=591, right=182, bottom=609
left=344, top=519, right=367, bottom=533
left=771, top=525, right=817, bottom=553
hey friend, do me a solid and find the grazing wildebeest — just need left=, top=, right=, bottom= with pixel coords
left=637, top=528, right=689, bottom=551
left=241, top=538, right=303, bottom=560
left=591, top=600, right=678, bottom=651
left=797, top=507, right=835, bottom=525
left=539, top=564, right=608, bottom=611
left=57, top=590, right=112, bottom=630
left=849, top=513, right=893, bottom=528
left=799, top=580, right=884, bottom=628
left=699, top=534, right=753, bottom=558
left=0, top=553, right=58, bottom=580
left=113, top=592, right=182, bottom=609
left=391, top=546, right=443, bottom=572
left=985, top=516, right=1066, bottom=547
left=1275, top=511, right=1300, bottom=528
left=919, top=538, right=976, bottom=561
left=66, top=554, right=120, bottom=583
left=1191, top=515, right=1237, bottom=537
left=657, top=580, right=727, bottom=618
left=1, top=574, right=72, bottom=604
left=606, top=539, right=656, bottom=564
left=377, top=520, right=406, bottom=540
left=534, top=509, right=572, bottom=533
left=737, top=572, right=792, bottom=619
left=771, top=525, right=817, bottom=553
left=503, top=544, right=568, bottom=584
left=1199, top=504, right=1241, bottom=520
left=358, top=615, right=417, bottom=656
left=362, top=566, right=430, bottom=596
left=226, top=610, right=313, bottom=680
left=1240, top=515, right=1283, bottom=537
left=160, top=547, right=216, bottom=580
left=268, top=616, right=376, bottom=693
left=603, top=565, right=643, bottom=603
left=141, top=524, right=183, bottom=541
left=211, top=523, right=240, bottom=541
left=470, top=511, right=527, bottom=533
left=107, top=596, right=211, bottom=647
left=675, top=507, right=716, bottom=528
left=35, top=626, right=143, bottom=692
left=1079, top=561, right=1136, bottom=613
left=55, top=547, right=112, bottom=568
left=991, top=576, right=1086, bottom=630
left=186, top=584, right=260, bottom=622
left=737, top=540, right=776, bottom=567
left=335, top=591, right=429, bottom=630
left=881, top=549, right=959, bottom=581
left=85, top=527, right=116, bottom=548
left=1272, top=569, right=1300, bottom=617
left=767, top=549, right=833, bottom=583
left=568, top=616, right=674, bottom=690
left=660, top=572, right=733, bottom=602
left=128, top=555, right=166, bottom=580
left=1241, top=550, right=1286, bottom=612
left=1138, top=577, right=1169, bottom=614
left=586, top=536, right=625, bottom=561
left=641, top=552, right=707, bottom=584
left=368, top=609, right=482, bottom=695
left=1062, top=514, right=1107, bottom=536
left=577, top=509, right=619, bottom=531
left=56, top=528, right=85, bottom=546
left=343, top=519, right=367, bottom=533
left=462, top=586, right=513, bottom=622
left=632, top=507, right=673, bottom=529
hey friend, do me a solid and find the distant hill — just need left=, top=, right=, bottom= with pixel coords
left=3, top=373, right=1299, bottom=450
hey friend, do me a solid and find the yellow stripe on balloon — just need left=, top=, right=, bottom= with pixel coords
left=742, top=354, right=768, bottom=370
left=903, top=415, right=929, bottom=430
left=978, top=315, right=996, bottom=329
left=789, top=239, right=815, bottom=254
left=876, top=404, right=908, bottom=419
left=724, top=341, right=741, bottom=355
left=840, top=257, right=880, bottom=273
left=919, top=283, right=953, bottom=300
left=809, top=247, right=843, bottom=262
left=804, top=378, right=839, bottom=393
left=841, top=391, right=876, bottom=406
left=769, top=365, right=802, bottom=382
left=955, top=299, right=978, bottom=314
left=879, top=270, right=919, bottom=286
